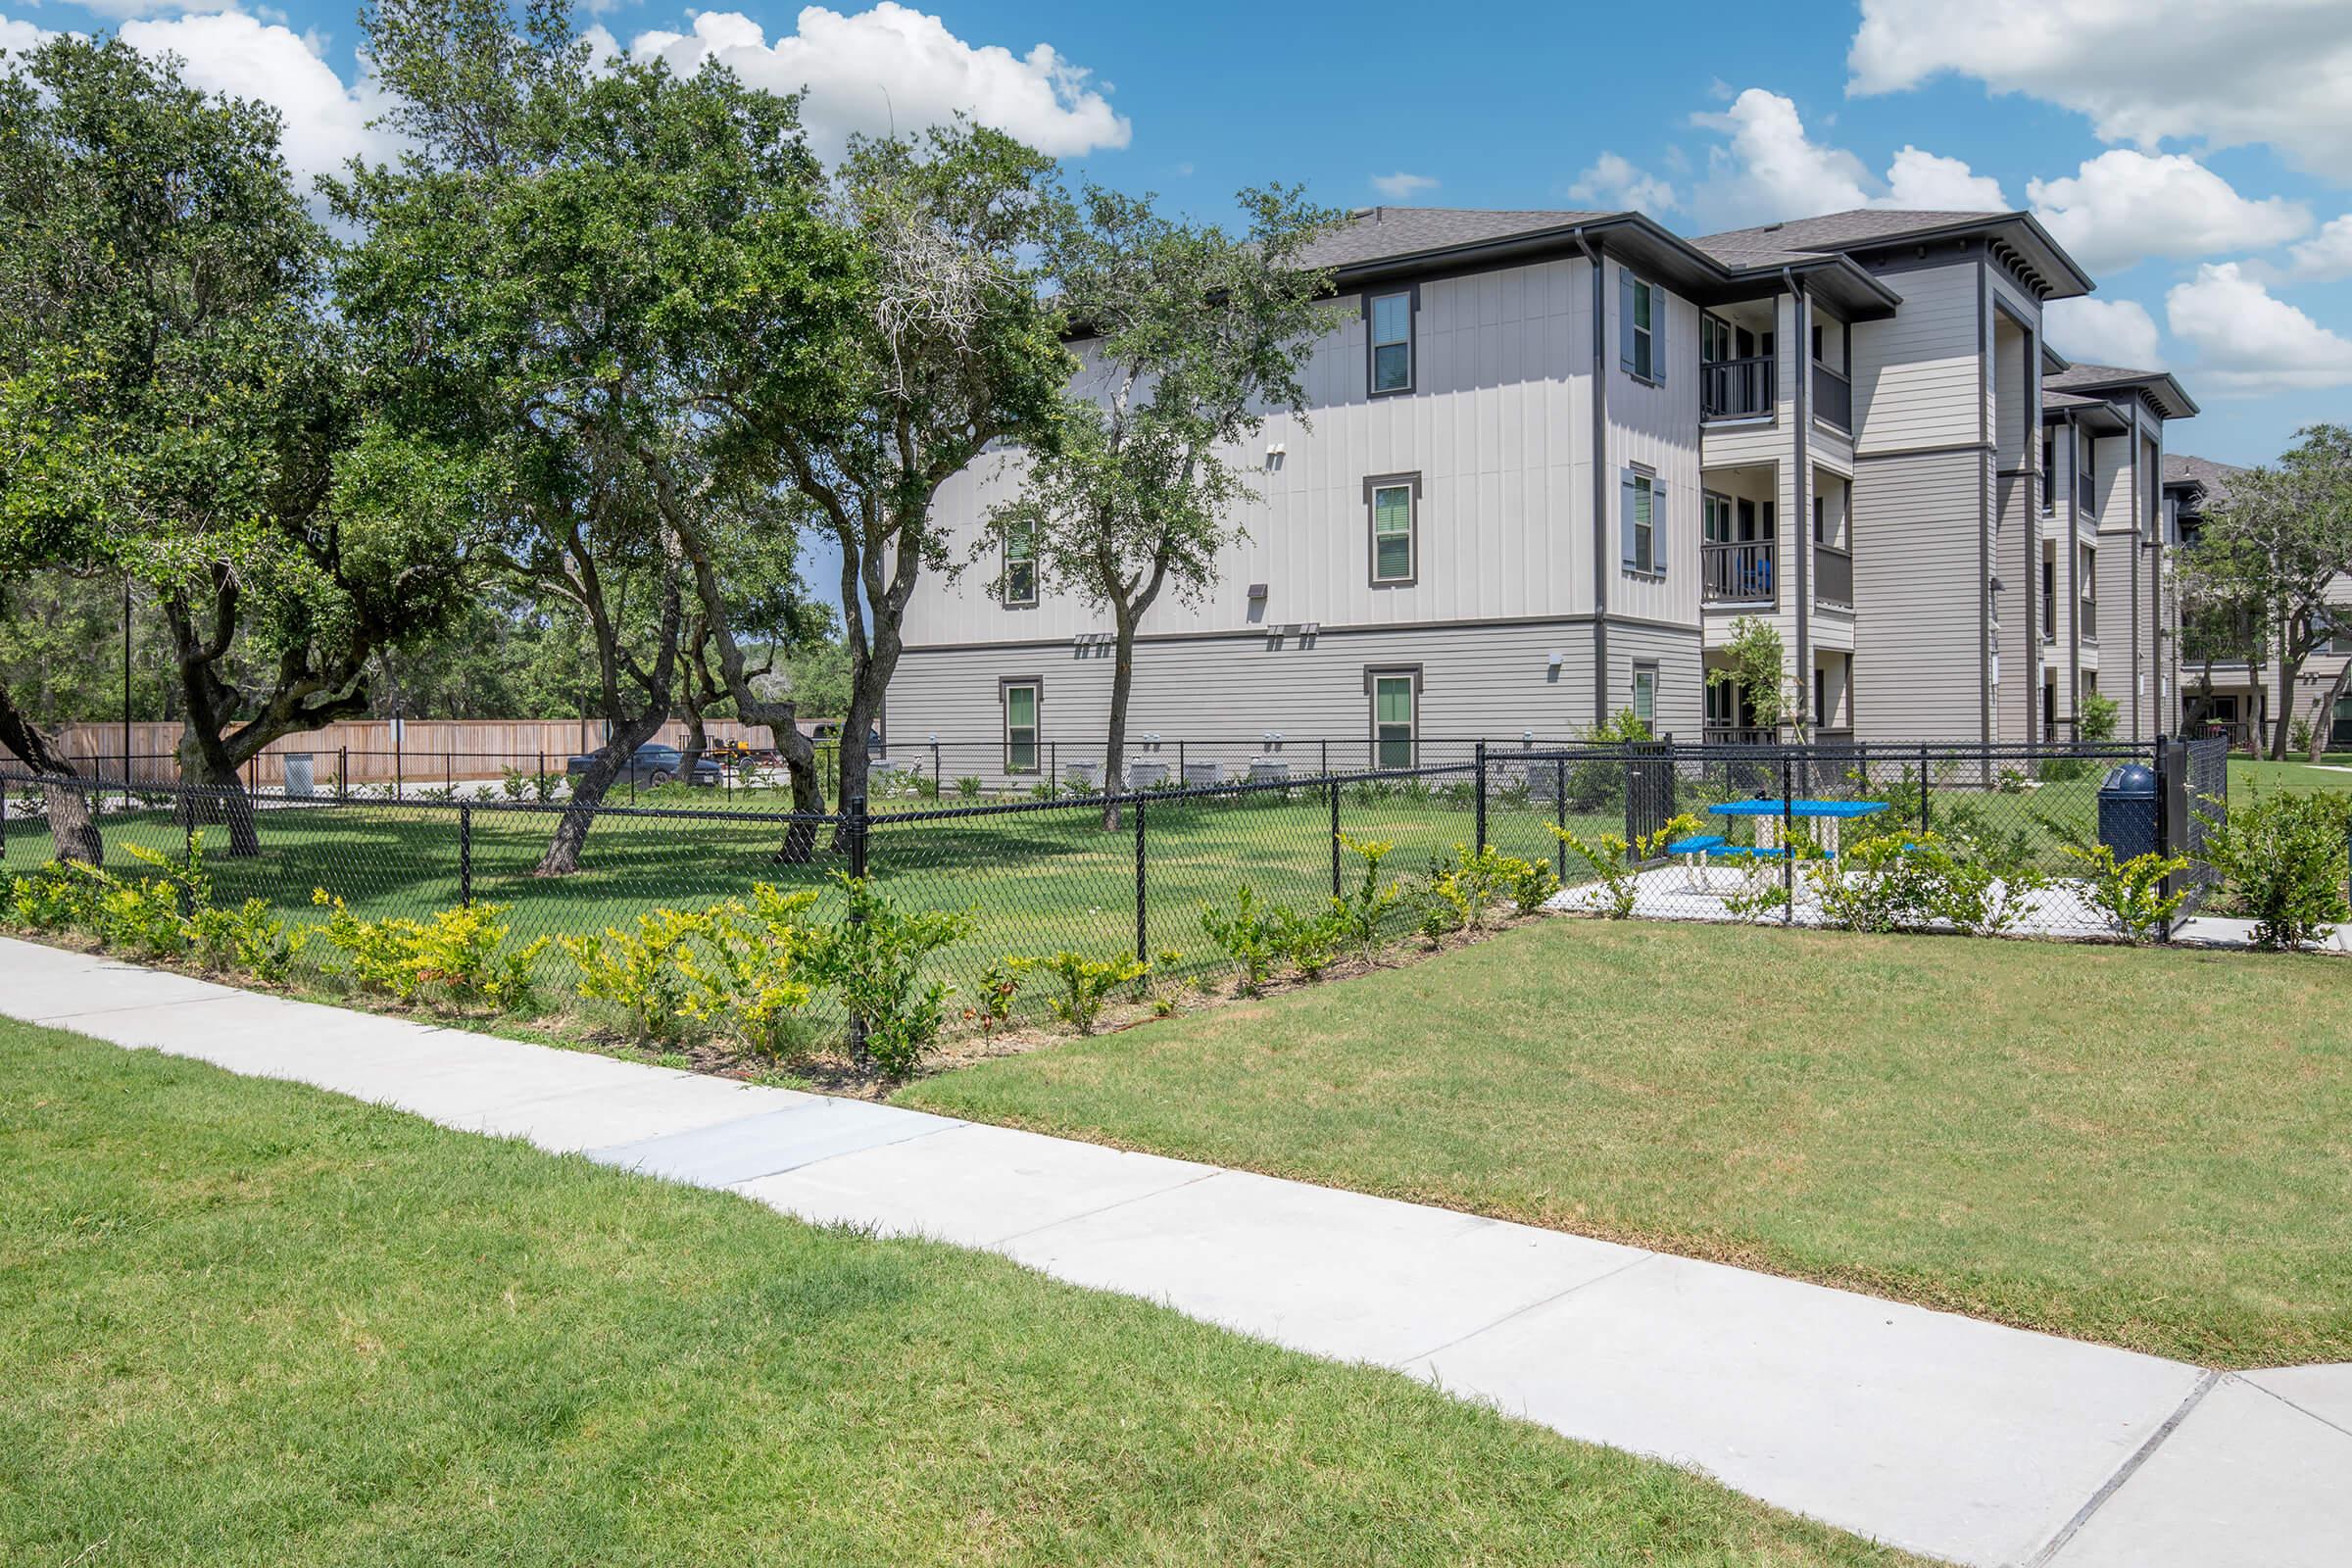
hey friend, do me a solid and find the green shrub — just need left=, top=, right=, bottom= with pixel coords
left=678, top=886, right=820, bottom=1058
left=7, top=860, right=104, bottom=933
left=796, top=873, right=975, bottom=1078
left=1200, top=884, right=1283, bottom=995
left=1273, top=903, right=1348, bottom=980
left=319, top=890, right=552, bottom=1010
left=1551, top=814, right=1698, bottom=919
left=1808, top=829, right=1935, bottom=933
left=2061, top=843, right=2190, bottom=944
left=188, top=898, right=304, bottom=983
left=558, top=908, right=707, bottom=1039
left=1025, top=950, right=1149, bottom=1035
left=2194, top=790, right=2351, bottom=950
left=955, top=775, right=984, bottom=799
left=1332, top=833, right=1403, bottom=956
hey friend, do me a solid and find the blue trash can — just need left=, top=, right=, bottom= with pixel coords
left=2096, top=763, right=2158, bottom=860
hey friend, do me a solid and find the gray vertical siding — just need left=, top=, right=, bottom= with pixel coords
left=1850, top=447, right=1987, bottom=742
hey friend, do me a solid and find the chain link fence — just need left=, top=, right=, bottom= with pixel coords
left=2, top=735, right=2233, bottom=1043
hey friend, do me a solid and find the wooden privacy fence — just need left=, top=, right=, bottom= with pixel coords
left=6, top=718, right=802, bottom=788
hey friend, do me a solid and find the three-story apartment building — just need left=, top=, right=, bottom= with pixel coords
left=888, top=205, right=2201, bottom=782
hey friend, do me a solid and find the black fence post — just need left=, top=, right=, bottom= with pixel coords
left=1918, top=743, right=1931, bottom=833
left=1328, top=774, right=1342, bottom=897
left=1554, top=758, right=1567, bottom=879
left=931, top=740, right=941, bottom=795
left=337, top=746, right=348, bottom=801
left=1134, top=796, right=1148, bottom=965
left=459, top=803, right=473, bottom=908
left=1782, top=755, right=1795, bottom=925
left=1474, top=740, right=1489, bottom=853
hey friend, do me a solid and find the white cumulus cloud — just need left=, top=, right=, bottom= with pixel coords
left=1682, top=89, right=2004, bottom=231
left=1370, top=171, right=1439, bottom=201
left=2166, top=262, right=2352, bottom=396
left=2285, top=215, right=2352, bottom=283
left=1566, top=151, right=1676, bottom=213
left=116, top=12, right=401, bottom=189
left=1848, top=0, right=2352, bottom=174
left=624, top=4, right=1130, bottom=164
left=2027, top=150, right=2309, bottom=275
left=2044, top=296, right=2163, bottom=371
left=0, top=14, right=54, bottom=54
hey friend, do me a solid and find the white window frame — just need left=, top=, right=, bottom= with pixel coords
left=1620, top=271, right=1664, bottom=385
left=1368, top=668, right=1419, bottom=769
left=1367, top=475, right=1419, bottom=585
left=1002, top=519, right=1038, bottom=608
left=1622, top=466, right=1664, bottom=577
left=1002, top=680, right=1041, bottom=774
left=1632, top=663, right=1657, bottom=728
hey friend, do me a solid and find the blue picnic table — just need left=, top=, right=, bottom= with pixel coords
left=1707, top=798, right=1890, bottom=857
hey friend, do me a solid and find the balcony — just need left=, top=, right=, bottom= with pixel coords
left=1700, top=355, right=1776, bottom=420
left=1814, top=545, right=1852, bottom=609
left=1703, top=540, right=1776, bottom=604
left=1812, top=362, right=1852, bottom=432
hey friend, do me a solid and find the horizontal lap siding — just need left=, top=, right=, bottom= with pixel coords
left=1851, top=448, right=1984, bottom=743
left=887, top=623, right=1614, bottom=788
left=906, top=258, right=1594, bottom=651
left=1850, top=264, right=1981, bottom=457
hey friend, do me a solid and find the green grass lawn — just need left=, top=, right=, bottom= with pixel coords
left=899, top=919, right=2352, bottom=1369
left=3, top=763, right=2111, bottom=1029
left=0, top=1018, right=1922, bottom=1567
left=2229, top=754, right=2352, bottom=797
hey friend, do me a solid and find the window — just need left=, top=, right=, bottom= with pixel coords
left=1621, top=467, right=1663, bottom=575
left=1701, top=314, right=1734, bottom=364
left=1619, top=271, right=1664, bottom=383
left=1814, top=667, right=1827, bottom=725
left=2040, top=432, right=2055, bottom=514
left=1370, top=670, right=1417, bottom=768
left=1813, top=494, right=1826, bottom=544
left=1002, top=519, right=1038, bottom=607
left=1632, top=664, right=1657, bottom=728
left=1368, top=290, right=1412, bottom=394
left=1366, top=473, right=1419, bottom=585
left=1002, top=681, right=1040, bottom=773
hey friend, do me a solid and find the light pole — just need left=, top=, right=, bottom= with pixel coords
left=121, top=576, right=132, bottom=793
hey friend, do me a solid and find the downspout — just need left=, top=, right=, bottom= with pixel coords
left=1575, top=226, right=1610, bottom=727
left=2066, top=411, right=2082, bottom=732
left=2026, top=319, right=2042, bottom=746
left=2128, top=399, right=2143, bottom=741
left=1785, top=267, right=1810, bottom=736
left=1976, top=261, right=1992, bottom=753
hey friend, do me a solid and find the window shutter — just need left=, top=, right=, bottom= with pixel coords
left=1619, top=270, right=1635, bottom=372
left=1650, top=479, right=1666, bottom=575
left=1653, top=291, right=1666, bottom=385
left=1621, top=469, right=1639, bottom=566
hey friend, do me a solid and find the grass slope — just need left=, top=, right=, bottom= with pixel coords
left=901, top=919, right=2352, bottom=1368
left=0, top=1017, right=1919, bottom=1567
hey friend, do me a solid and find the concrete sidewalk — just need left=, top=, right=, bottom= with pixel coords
left=5, top=934, right=2345, bottom=1567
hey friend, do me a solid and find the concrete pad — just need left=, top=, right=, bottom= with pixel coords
left=2047, top=1376, right=2352, bottom=1568
left=736, top=1121, right=1215, bottom=1247
left=2242, top=1362, right=2352, bottom=1435
left=454, top=1074, right=808, bottom=1154
left=589, top=1099, right=961, bottom=1189
left=1409, top=1251, right=2204, bottom=1568
left=1000, top=1169, right=1647, bottom=1368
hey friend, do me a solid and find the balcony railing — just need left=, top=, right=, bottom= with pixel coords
left=1702, top=540, right=1776, bottom=604
left=1700, top=355, right=1776, bottom=420
left=2080, top=597, right=2097, bottom=640
left=1812, top=361, right=1852, bottom=432
left=1703, top=724, right=1780, bottom=747
left=1814, top=544, right=1852, bottom=608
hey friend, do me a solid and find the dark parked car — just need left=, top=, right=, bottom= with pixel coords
left=564, top=743, right=723, bottom=788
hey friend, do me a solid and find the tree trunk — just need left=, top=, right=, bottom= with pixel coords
left=537, top=709, right=667, bottom=876
left=0, top=682, right=103, bottom=865
left=2272, top=647, right=2302, bottom=759
left=176, top=724, right=262, bottom=857
left=1101, top=619, right=1135, bottom=832
left=2308, top=662, right=2352, bottom=761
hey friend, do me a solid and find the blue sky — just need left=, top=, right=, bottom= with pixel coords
left=7, top=0, right=2350, bottom=583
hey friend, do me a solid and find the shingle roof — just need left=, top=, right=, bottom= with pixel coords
left=2046, top=362, right=2166, bottom=389
left=1295, top=207, right=1612, bottom=272
left=1689, top=209, right=2009, bottom=268
left=2041, top=389, right=2105, bottom=411
left=2164, top=453, right=2244, bottom=503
